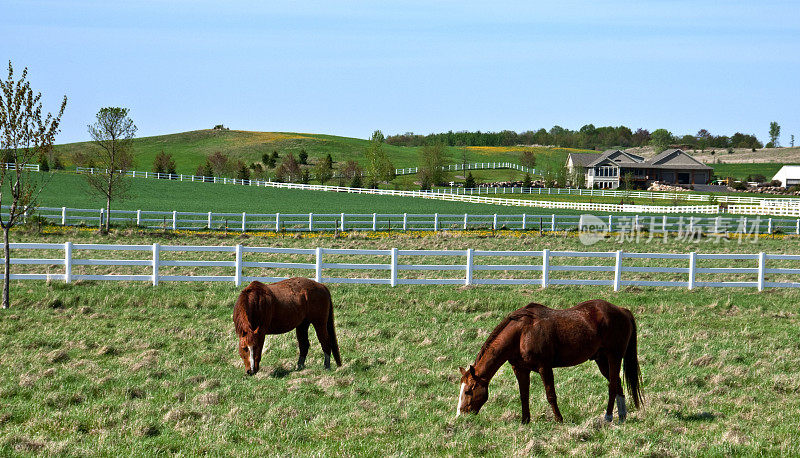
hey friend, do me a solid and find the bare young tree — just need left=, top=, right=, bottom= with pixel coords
left=0, top=61, right=67, bottom=309
left=85, top=107, right=137, bottom=233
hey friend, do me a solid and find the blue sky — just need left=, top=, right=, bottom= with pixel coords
left=3, top=0, right=798, bottom=144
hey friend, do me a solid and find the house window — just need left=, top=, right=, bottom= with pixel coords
left=596, top=166, right=617, bottom=177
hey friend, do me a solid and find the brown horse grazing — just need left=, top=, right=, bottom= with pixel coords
left=457, top=299, right=643, bottom=424
left=233, top=278, right=341, bottom=375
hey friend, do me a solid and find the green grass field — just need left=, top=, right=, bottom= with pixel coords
left=711, top=163, right=791, bottom=181
left=51, top=129, right=585, bottom=178
left=9, top=173, right=754, bottom=221
left=1, top=231, right=799, bottom=455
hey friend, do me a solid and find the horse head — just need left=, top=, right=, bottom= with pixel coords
left=237, top=326, right=264, bottom=376
left=456, top=365, right=489, bottom=417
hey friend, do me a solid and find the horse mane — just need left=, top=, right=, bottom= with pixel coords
left=233, top=281, right=269, bottom=336
left=474, top=303, right=547, bottom=362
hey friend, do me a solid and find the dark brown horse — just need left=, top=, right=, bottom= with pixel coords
left=233, top=278, right=341, bottom=375
left=457, top=299, right=643, bottom=423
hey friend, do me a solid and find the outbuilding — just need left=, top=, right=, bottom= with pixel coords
left=771, top=165, right=800, bottom=188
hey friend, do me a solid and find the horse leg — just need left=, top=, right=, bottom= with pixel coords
left=295, top=321, right=310, bottom=370
left=512, top=365, right=531, bottom=424
left=538, top=367, right=563, bottom=423
left=312, top=321, right=332, bottom=370
left=607, top=356, right=627, bottom=422
left=594, top=354, right=615, bottom=422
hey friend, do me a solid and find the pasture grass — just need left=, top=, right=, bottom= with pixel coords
left=711, top=162, right=794, bottom=181
left=1, top=231, right=800, bottom=454
left=51, top=129, right=584, bottom=176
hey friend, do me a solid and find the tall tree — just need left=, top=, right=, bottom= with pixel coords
left=313, top=156, right=333, bottom=184
left=365, top=130, right=395, bottom=185
left=649, top=129, right=673, bottom=153
left=418, top=142, right=446, bottom=186
left=520, top=150, right=536, bottom=169
left=769, top=121, right=781, bottom=147
left=0, top=61, right=67, bottom=308
left=153, top=150, right=176, bottom=176
left=85, top=107, right=137, bottom=233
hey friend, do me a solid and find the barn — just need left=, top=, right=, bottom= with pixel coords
left=771, top=165, right=800, bottom=187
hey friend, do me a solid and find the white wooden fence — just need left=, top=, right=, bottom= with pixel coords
left=431, top=185, right=800, bottom=206
left=2, top=163, right=40, bottom=172
left=17, top=206, right=800, bottom=234
left=4, top=243, right=798, bottom=291
left=69, top=167, right=797, bottom=216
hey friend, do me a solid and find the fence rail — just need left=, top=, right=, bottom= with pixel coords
left=11, top=206, right=800, bottom=234
left=431, top=185, right=800, bottom=205
left=69, top=167, right=799, bottom=216
left=3, top=243, right=797, bottom=291
left=2, top=163, right=40, bottom=172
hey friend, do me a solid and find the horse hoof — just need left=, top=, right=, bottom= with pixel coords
left=296, top=364, right=305, bottom=371
left=554, top=416, right=563, bottom=423
left=324, top=365, right=332, bottom=371
left=604, top=414, right=613, bottom=423
left=619, top=415, right=626, bottom=423
left=521, top=417, right=530, bottom=424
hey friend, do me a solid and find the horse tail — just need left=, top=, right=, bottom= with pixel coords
left=623, top=314, right=644, bottom=409
left=327, top=296, right=342, bottom=366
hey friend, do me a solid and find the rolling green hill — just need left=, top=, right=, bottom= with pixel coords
left=52, top=129, right=589, bottom=179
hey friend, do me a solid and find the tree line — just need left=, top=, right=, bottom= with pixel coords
left=386, top=125, right=764, bottom=151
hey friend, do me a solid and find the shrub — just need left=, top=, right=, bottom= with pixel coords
left=52, top=155, right=64, bottom=170
left=464, top=172, right=476, bottom=189
left=746, top=174, right=767, bottom=183
left=298, top=149, right=308, bottom=165
left=38, top=155, right=49, bottom=172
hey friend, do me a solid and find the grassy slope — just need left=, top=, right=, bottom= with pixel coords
left=23, top=172, right=587, bottom=215
left=52, top=129, right=585, bottom=176
left=1, top=231, right=799, bottom=455
left=711, top=163, right=794, bottom=181
left=15, top=173, right=733, bottom=217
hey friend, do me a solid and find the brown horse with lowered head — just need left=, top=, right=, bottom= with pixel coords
left=233, top=278, right=341, bottom=375
left=457, top=299, right=643, bottom=423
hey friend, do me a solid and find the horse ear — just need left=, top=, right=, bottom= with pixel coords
left=252, top=326, right=260, bottom=335
left=468, top=365, right=476, bottom=375
left=459, top=367, right=467, bottom=376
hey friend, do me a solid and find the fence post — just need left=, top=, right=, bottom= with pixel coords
left=309, top=213, right=314, bottom=231
left=61, top=207, right=66, bottom=226
left=758, top=252, right=766, bottom=291
left=275, top=213, right=281, bottom=232
left=434, top=213, right=439, bottom=231
left=522, top=213, right=527, bottom=230
left=492, top=214, right=498, bottom=230
left=613, top=250, right=623, bottom=291
left=172, top=211, right=177, bottom=231
left=152, top=243, right=160, bottom=286
left=403, top=213, right=408, bottom=231
left=551, top=214, right=556, bottom=232
left=315, top=247, right=322, bottom=282
left=99, top=208, right=104, bottom=229
left=541, top=249, right=549, bottom=288
left=234, top=244, right=243, bottom=286
left=373, top=213, right=377, bottom=231
left=796, top=219, right=799, bottom=235
left=64, top=241, right=72, bottom=284
left=207, top=212, right=212, bottom=229
left=608, top=215, right=613, bottom=232
left=242, top=212, right=247, bottom=233
left=134, top=209, right=141, bottom=227
left=465, top=248, right=474, bottom=286
left=662, top=215, right=667, bottom=234
left=768, top=218, right=773, bottom=234
left=390, top=247, right=398, bottom=287
left=688, top=252, right=696, bottom=290
left=463, top=213, right=468, bottom=230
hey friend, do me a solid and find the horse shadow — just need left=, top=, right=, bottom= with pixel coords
left=668, top=410, right=717, bottom=422
left=269, top=366, right=292, bottom=378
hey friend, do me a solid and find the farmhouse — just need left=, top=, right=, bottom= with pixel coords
left=566, top=149, right=713, bottom=189
left=771, top=165, right=800, bottom=188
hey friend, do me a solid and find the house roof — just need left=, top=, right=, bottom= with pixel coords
left=568, top=152, right=601, bottom=167
left=772, top=166, right=800, bottom=180
left=573, top=148, right=712, bottom=171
